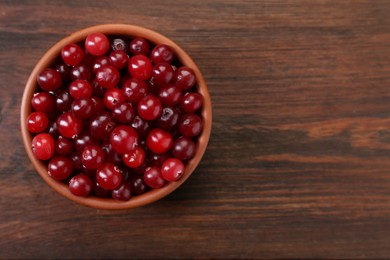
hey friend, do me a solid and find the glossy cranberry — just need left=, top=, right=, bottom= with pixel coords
left=74, top=132, right=98, bottom=152
left=69, top=152, right=82, bottom=170
left=37, top=68, right=62, bottom=91
left=152, top=63, right=174, bottom=87
left=71, top=98, right=94, bottom=119
left=81, top=144, right=104, bottom=170
left=48, top=156, right=73, bottom=180
left=26, top=111, right=49, bottom=133
left=85, top=33, right=110, bottom=56
left=90, top=96, right=105, bottom=115
left=55, top=90, right=74, bottom=112
left=103, top=88, right=126, bottom=110
left=48, top=121, right=59, bottom=139
left=91, top=56, right=110, bottom=73
left=56, top=112, right=83, bottom=138
left=55, top=62, right=71, bottom=82
left=55, top=136, right=74, bottom=155
left=31, top=92, right=56, bottom=113
left=171, top=136, right=195, bottom=160
left=93, top=181, right=111, bottom=197
left=112, top=182, right=132, bottom=201
left=174, top=66, right=196, bottom=91
left=143, top=166, right=166, bottom=188
left=122, top=78, right=148, bottom=103
left=131, top=115, right=151, bottom=138
left=69, top=79, right=92, bottom=99
left=181, top=92, right=203, bottom=113
left=32, top=133, right=55, bottom=160
left=158, top=85, right=182, bottom=107
left=110, top=37, right=129, bottom=52
left=101, top=140, right=122, bottom=165
left=95, top=65, right=120, bottom=89
left=112, top=102, right=134, bottom=123
left=132, top=162, right=148, bottom=175
left=161, top=158, right=185, bottom=181
left=96, top=163, right=122, bottom=190
left=150, top=44, right=174, bottom=64
left=110, top=125, right=138, bottom=154
left=70, top=63, right=93, bottom=81
left=89, top=112, right=116, bottom=139
left=61, top=43, right=84, bottom=66
left=146, top=128, right=173, bottom=154
left=148, top=152, right=171, bottom=167
left=109, top=50, right=129, bottom=70
left=130, top=37, right=150, bottom=55
left=157, top=107, right=180, bottom=130
left=69, top=174, right=93, bottom=197
left=137, top=95, right=162, bottom=120
left=91, top=81, right=106, bottom=97
left=128, top=174, right=148, bottom=195
left=146, top=76, right=159, bottom=95
left=128, top=54, right=152, bottom=81
left=178, top=113, right=202, bottom=137
left=122, top=147, right=145, bottom=168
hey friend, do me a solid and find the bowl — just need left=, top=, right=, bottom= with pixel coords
left=20, top=24, right=212, bottom=209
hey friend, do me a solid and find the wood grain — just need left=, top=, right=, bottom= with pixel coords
left=1, top=0, right=390, bottom=258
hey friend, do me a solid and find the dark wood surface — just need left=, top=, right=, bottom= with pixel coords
left=1, top=0, right=390, bottom=258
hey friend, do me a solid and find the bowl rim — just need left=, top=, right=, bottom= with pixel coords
left=20, top=24, right=212, bottom=210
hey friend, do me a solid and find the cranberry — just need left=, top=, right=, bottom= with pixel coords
left=112, top=102, right=134, bottom=123
left=31, top=92, right=56, bottom=113
left=157, top=107, right=179, bottom=130
left=161, top=158, right=185, bottom=181
left=95, top=65, right=120, bottom=89
left=69, top=79, right=92, bottom=99
left=122, top=78, right=148, bottom=103
left=112, top=182, right=132, bottom=201
left=81, top=144, right=104, bottom=170
left=178, top=113, right=202, bottom=137
left=89, top=112, right=116, bottom=139
left=152, top=63, right=174, bottom=87
left=133, top=162, right=148, bottom=175
left=109, top=50, right=129, bottom=70
left=146, top=128, right=173, bottom=154
left=128, top=54, right=152, bottom=81
left=150, top=44, right=174, bottom=64
left=93, top=181, right=111, bottom=197
left=48, top=156, right=73, bottom=180
left=26, top=111, right=49, bottom=133
left=103, top=88, right=126, bottom=110
left=122, top=147, right=145, bottom=168
left=48, top=121, right=59, bottom=139
left=55, top=136, right=74, bottom=155
left=74, top=132, right=98, bottom=152
left=90, top=96, right=105, bottom=115
left=92, top=56, right=110, bottom=73
left=171, top=136, right=195, bottom=160
left=130, top=38, right=150, bottom=55
left=137, top=95, right=162, bottom=120
left=31, top=133, right=55, bottom=160
left=55, top=62, right=71, bottom=82
left=131, top=115, right=151, bottom=138
left=70, top=63, right=93, bottom=81
left=148, top=152, right=171, bottom=167
left=143, top=166, right=166, bottom=188
left=37, top=68, right=62, bottom=91
left=128, top=174, right=148, bottom=195
left=181, top=92, right=203, bottom=113
left=61, top=43, right=85, bottom=66
left=71, top=98, right=94, bottom=119
left=110, top=125, right=138, bottom=154
left=56, top=112, right=83, bottom=138
left=158, top=85, right=182, bottom=107
left=69, top=152, right=82, bottom=170
left=110, top=37, right=129, bottom=52
left=96, top=163, right=122, bottom=190
left=85, top=33, right=110, bottom=56
left=101, top=140, right=122, bottom=165
left=174, top=66, right=196, bottom=91
left=69, top=174, right=93, bottom=197
left=55, top=90, right=74, bottom=112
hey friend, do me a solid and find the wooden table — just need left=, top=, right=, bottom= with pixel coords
left=1, top=0, right=390, bottom=258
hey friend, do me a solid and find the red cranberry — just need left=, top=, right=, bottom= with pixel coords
left=178, top=113, right=202, bottom=137
left=81, top=144, right=104, bottom=170
left=69, top=152, right=82, bottom=170
left=109, top=50, right=129, bottom=70
left=146, top=128, right=173, bottom=154
left=37, top=68, right=62, bottom=91
left=55, top=62, right=71, bottom=82
left=71, top=98, right=94, bottom=119
left=174, top=66, right=196, bottom=91
left=158, top=85, right=182, bottom=107
left=56, top=112, right=83, bottom=138
left=55, top=90, right=74, bottom=112
left=93, top=181, right=111, bottom=197
left=95, top=65, right=120, bottom=89
left=48, top=121, right=59, bottom=139
left=55, top=136, right=74, bottom=155
left=122, top=78, right=148, bottom=103
left=137, top=95, right=162, bottom=120
left=69, top=174, right=93, bottom=197
left=31, top=92, right=56, bottom=113
left=122, top=147, right=145, bottom=168
left=74, top=132, right=98, bottom=152
left=32, top=133, right=55, bottom=160
left=171, top=136, right=195, bottom=160
left=110, top=37, right=129, bottom=52
left=96, top=163, right=122, bottom=190
left=128, top=54, right=152, bottom=81
left=112, top=102, right=135, bottom=123
left=61, top=43, right=84, bottom=66
left=103, top=88, right=126, bottom=110
left=181, top=92, right=203, bottom=113
left=143, top=166, right=166, bottom=188
left=26, top=111, right=49, bottom=133
left=90, top=96, right=105, bottom=115
left=150, top=44, right=173, bottom=64
left=85, top=33, right=110, bottom=56
left=161, top=158, right=185, bottom=181
left=69, top=79, right=92, bottom=99
left=48, top=156, right=73, bottom=180
left=130, top=37, right=150, bottom=55
left=151, top=63, right=174, bottom=87
left=148, top=152, right=171, bottom=167
left=101, top=140, right=122, bottom=165
left=70, top=63, right=93, bottom=81
left=131, top=115, right=151, bottom=138
left=112, top=182, right=132, bottom=201
left=92, top=56, right=110, bottom=73
left=110, top=125, right=138, bottom=154
left=89, top=112, right=116, bottom=139
left=128, top=174, right=148, bottom=195
left=157, top=107, right=180, bottom=130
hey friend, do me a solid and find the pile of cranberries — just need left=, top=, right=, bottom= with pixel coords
left=27, top=33, right=203, bottom=201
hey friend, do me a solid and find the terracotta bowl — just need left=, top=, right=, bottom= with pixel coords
left=20, top=24, right=212, bottom=210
